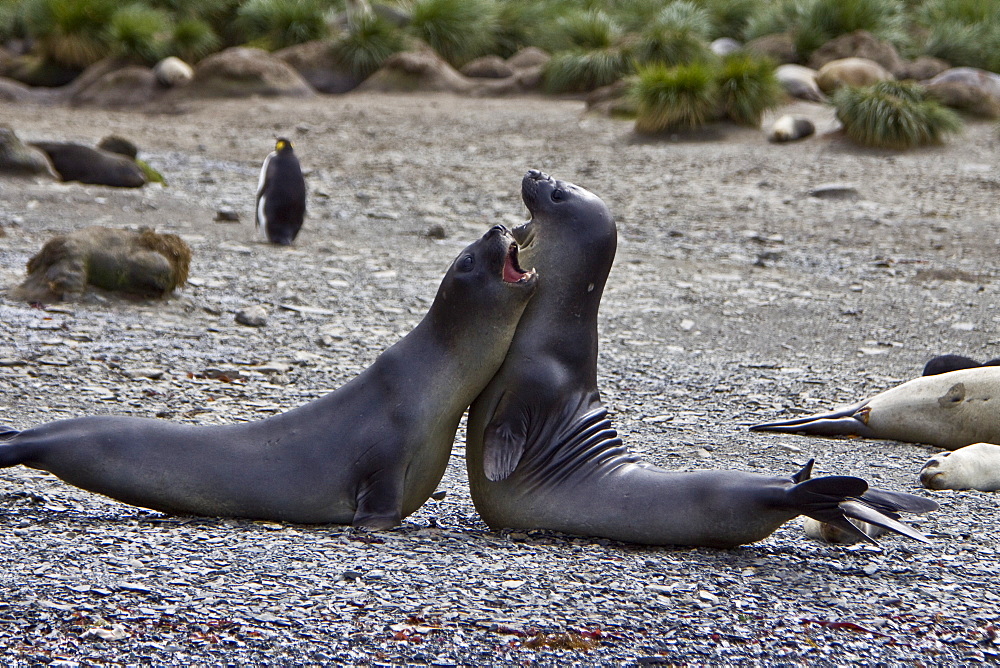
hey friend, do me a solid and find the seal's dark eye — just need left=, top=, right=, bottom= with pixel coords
left=458, top=255, right=475, bottom=272
left=551, top=188, right=565, bottom=202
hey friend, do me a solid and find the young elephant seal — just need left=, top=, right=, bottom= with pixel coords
left=465, top=171, right=935, bottom=548
left=0, top=225, right=536, bottom=528
left=920, top=442, right=1000, bottom=492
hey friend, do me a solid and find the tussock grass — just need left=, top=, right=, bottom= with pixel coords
left=631, top=1, right=714, bottom=67
left=833, top=80, right=963, bottom=150
left=543, top=47, right=630, bottom=94
left=22, top=0, right=116, bottom=68
left=716, top=53, right=781, bottom=126
left=108, top=4, right=171, bottom=63
left=330, top=11, right=407, bottom=79
left=408, top=0, right=497, bottom=67
left=633, top=61, right=719, bottom=133
left=236, top=0, right=332, bottom=51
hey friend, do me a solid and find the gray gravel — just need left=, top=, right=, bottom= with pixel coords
left=0, top=94, right=998, bottom=665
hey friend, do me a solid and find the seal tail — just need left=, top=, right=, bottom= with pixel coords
left=749, top=400, right=878, bottom=439
left=784, top=468, right=938, bottom=544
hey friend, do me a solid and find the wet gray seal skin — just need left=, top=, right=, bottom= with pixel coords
left=466, top=170, right=936, bottom=548
left=751, top=366, right=1000, bottom=451
left=256, top=137, right=306, bottom=245
left=922, top=354, right=1000, bottom=377
left=29, top=141, right=146, bottom=188
left=0, top=225, right=537, bottom=528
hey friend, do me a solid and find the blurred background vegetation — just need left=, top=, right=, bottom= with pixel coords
left=0, top=0, right=997, bottom=139
left=1, top=0, right=998, bottom=72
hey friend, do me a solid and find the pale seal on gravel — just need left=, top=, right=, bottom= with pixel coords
left=465, top=170, right=936, bottom=548
left=751, top=366, right=1000, bottom=451
left=0, top=225, right=536, bottom=528
left=919, top=442, right=1000, bottom=492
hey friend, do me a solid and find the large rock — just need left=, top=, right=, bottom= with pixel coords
left=0, top=76, right=38, bottom=103
left=808, top=30, right=906, bottom=77
left=274, top=40, right=364, bottom=94
left=744, top=33, right=798, bottom=65
left=461, top=55, right=514, bottom=79
left=506, top=47, right=550, bottom=70
left=776, top=64, right=825, bottom=102
left=898, top=56, right=950, bottom=82
left=816, top=57, right=893, bottom=94
left=0, top=125, right=56, bottom=178
left=186, top=47, right=316, bottom=98
left=358, top=49, right=474, bottom=94
left=70, top=65, right=160, bottom=108
left=923, top=67, right=1000, bottom=118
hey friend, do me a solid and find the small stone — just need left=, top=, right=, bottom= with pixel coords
left=214, top=207, right=240, bottom=223
left=236, top=305, right=268, bottom=327
left=809, top=183, right=860, bottom=200
left=425, top=223, right=447, bottom=240
left=679, top=319, right=695, bottom=331
left=123, top=367, right=164, bottom=380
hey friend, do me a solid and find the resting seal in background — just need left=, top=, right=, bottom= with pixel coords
left=465, top=171, right=936, bottom=548
left=0, top=225, right=536, bottom=528
left=30, top=141, right=146, bottom=188
left=750, top=366, right=1000, bottom=451
left=920, top=442, right=1000, bottom=492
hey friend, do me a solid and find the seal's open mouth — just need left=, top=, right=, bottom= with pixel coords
left=503, top=242, right=533, bottom=283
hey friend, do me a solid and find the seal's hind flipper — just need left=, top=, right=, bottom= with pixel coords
left=784, top=474, right=935, bottom=544
left=0, top=425, right=18, bottom=440
left=749, top=401, right=877, bottom=439
left=483, top=391, right=530, bottom=482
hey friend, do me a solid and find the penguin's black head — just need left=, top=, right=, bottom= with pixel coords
left=275, top=137, right=294, bottom=152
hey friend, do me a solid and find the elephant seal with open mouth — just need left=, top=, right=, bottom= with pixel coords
left=465, top=170, right=935, bottom=548
left=0, top=224, right=536, bottom=529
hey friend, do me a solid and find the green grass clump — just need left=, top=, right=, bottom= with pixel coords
left=715, top=53, right=781, bottom=126
left=913, top=0, right=1000, bottom=73
left=794, top=0, right=907, bottom=57
left=491, top=0, right=560, bottom=58
left=169, top=17, right=220, bottom=63
left=543, top=47, right=630, bottom=94
left=697, top=0, right=764, bottom=40
left=22, top=0, right=117, bottom=68
left=330, top=11, right=407, bottom=80
left=833, top=80, right=963, bottom=150
left=108, top=4, right=171, bottom=63
left=631, top=1, right=715, bottom=67
left=632, top=61, right=719, bottom=133
left=407, top=0, right=497, bottom=68
left=236, top=0, right=332, bottom=51
left=552, top=8, right=621, bottom=51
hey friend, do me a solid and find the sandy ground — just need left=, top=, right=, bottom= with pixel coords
left=0, top=93, right=998, bottom=664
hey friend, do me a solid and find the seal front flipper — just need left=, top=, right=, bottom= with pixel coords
left=749, top=400, right=877, bottom=438
left=483, top=391, right=531, bottom=482
left=352, top=469, right=404, bottom=530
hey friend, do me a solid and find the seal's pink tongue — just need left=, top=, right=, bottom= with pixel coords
left=503, top=254, right=523, bottom=282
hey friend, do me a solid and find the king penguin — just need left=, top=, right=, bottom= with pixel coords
left=255, top=138, right=306, bottom=245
